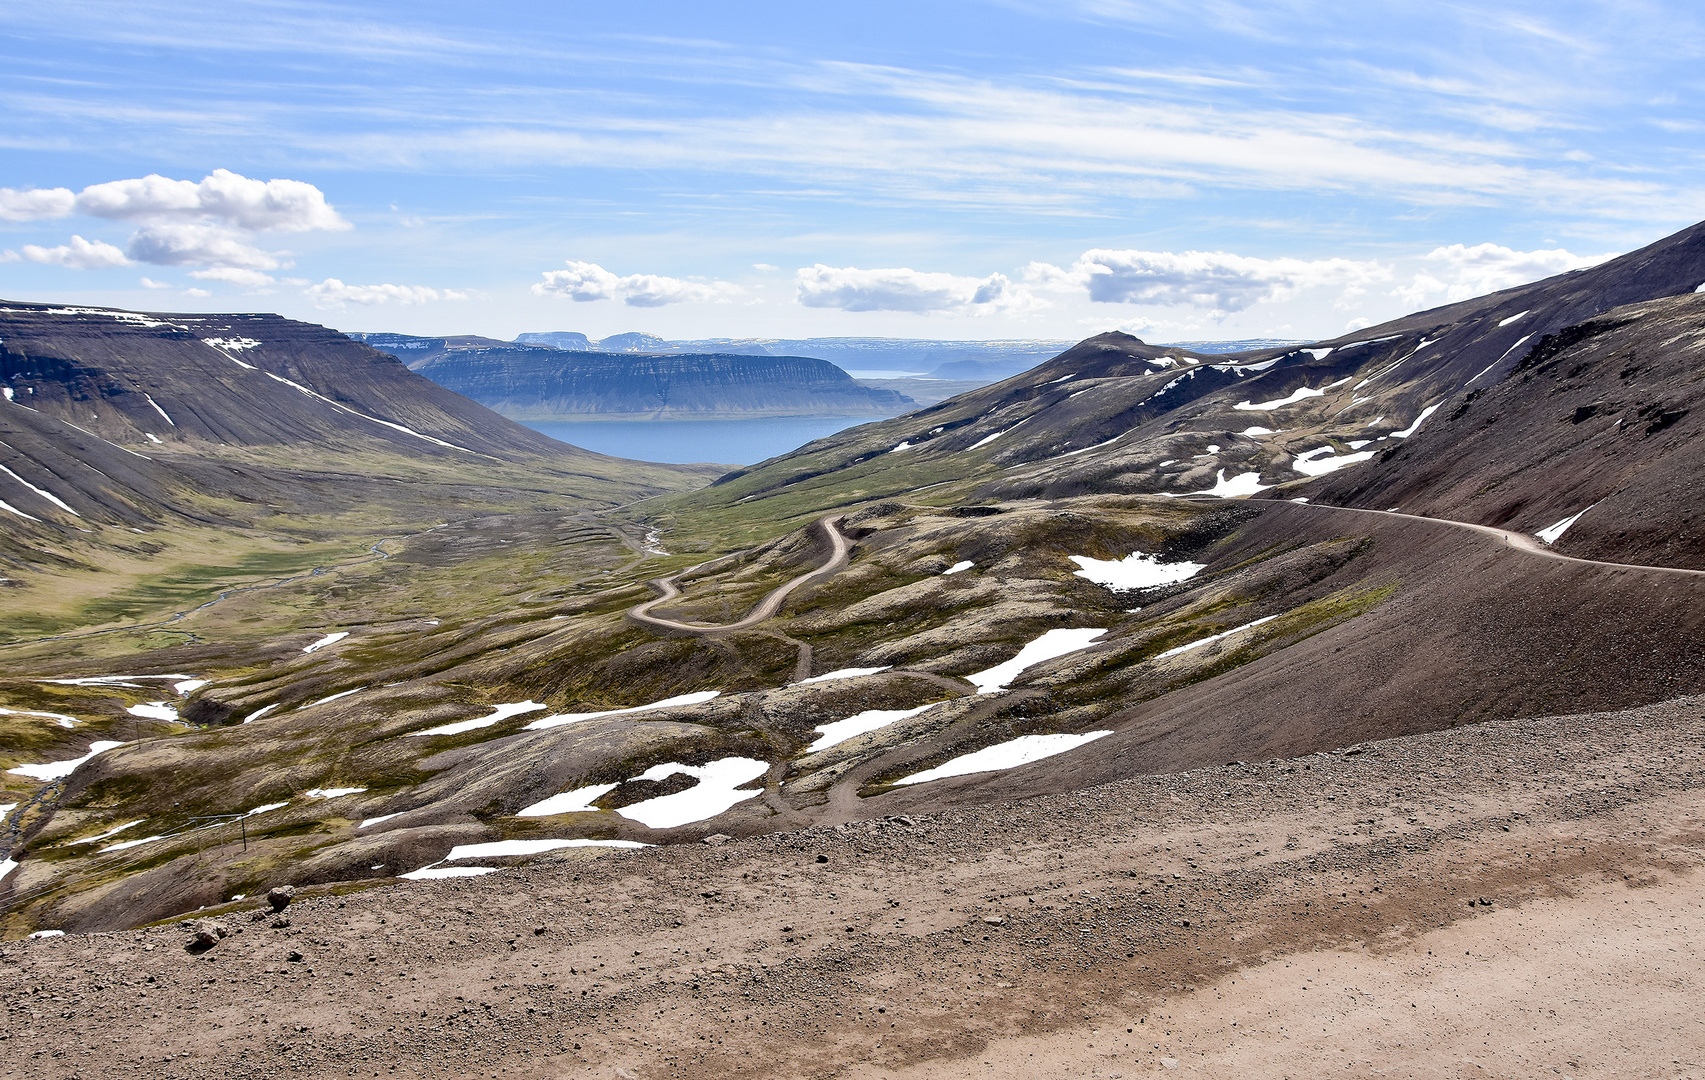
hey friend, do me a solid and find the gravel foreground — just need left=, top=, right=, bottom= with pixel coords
left=4, top=695, right=1703, bottom=1080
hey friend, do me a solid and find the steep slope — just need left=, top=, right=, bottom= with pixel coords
left=410, top=349, right=913, bottom=420
left=680, top=219, right=1705, bottom=557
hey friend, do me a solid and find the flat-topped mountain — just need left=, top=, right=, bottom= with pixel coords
left=407, top=348, right=914, bottom=420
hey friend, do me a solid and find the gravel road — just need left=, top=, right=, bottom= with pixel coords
left=4, top=694, right=1702, bottom=1079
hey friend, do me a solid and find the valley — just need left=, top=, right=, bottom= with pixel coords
left=0, top=219, right=1702, bottom=1078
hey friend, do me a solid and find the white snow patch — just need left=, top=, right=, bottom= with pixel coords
left=102, top=833, right=165, bottom=853
left=8, top=740, right=125, bottom=780
left=1498, top=310, right=1530, bottom=327
left=40, top=674, right=192, bottom=688
left=942, top=560, right=975, bottom=575
left=1389, top=403, right=1441, bottom=439
left=1348, top=440, right=1371, bottom=450
left=966, top=627, right=1107, bottom=694
left=242, top=703, right=279, bottom=724
left=360, top=812, right=403, bottom=828
left=1049, top=372, right=1076, bottom=383
left=1290, top=447, right=1376, bottom=477
left=1155, top=616, right=1280, bottom=660
left=1238, top=426, right=1276, bottom=437
left=29, top=929, right=65, bottom=938
left=970, top=428, right=1011, bottom=449
left=302, top=631, right=349, bottom=653
left=202, top=336, right=261, bottom=351
left=144, top=394, right=175, bottom=426
left=1465, top=334, right=1532, bottom=385
left=1, top=388, right=10, bottom=401
left=172, top=678, right=208, bottom=695
left=795, top=667, right=890, bottom=686
left=0, top=463, right=79, bottom=516
left=889, top=442, right=913, bottom=453
left=1069, top=552, right=1204, bottom=591
left=1061, top=433, right=1126, bottom=457
left=259, top=370, right=476, bottom=453
left=517, top=783, right=620, bottom=818
left=0, top=858, right=16, bottom=883
left=80, top=820, right=143, bottom=845
left=895, top=731, right=1113, bottom=786
left=807, top=704, right=938, bottom=754
left=245, top=802, right=288, bottom=817
left=1194, top=444, right=1221, bottom=457
left=1233, top=386, right=1324, bottom=411
left=407, top=700, right=548, bottom=737
left=304, top=688, right=363, bottom=708
left=1303, top=348, right=1334, bottom=360
left=400, top=866, right=498, bottom=880
left=303, top=787, right=366, bottom=799
left=0, top=705, right=80, bottom=728
left=616, top=757, right=770, bottom=829
left=523, top=690, right=721, bottom=731
left=1162, top=470, right=1272, bottom=498
left=1290, top=497, right=1310, bottom=503
left=1537, top=508, right=1591, bottom=545
left=0, top=499, right=39, bottom=521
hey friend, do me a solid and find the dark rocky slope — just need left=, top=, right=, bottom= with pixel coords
left=409, top=349, right=913, bottom=420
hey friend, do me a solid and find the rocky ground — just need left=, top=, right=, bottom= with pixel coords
left=3, top=694, right=1702, bottom=1078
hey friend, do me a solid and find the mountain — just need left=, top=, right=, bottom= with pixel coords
left=407, top=349, right=914, bottom=420
left=0, top=301, right=717, bottom=638
left=512, top=331, right=593, bottom=351
left=6, top=222, right=1705, bottom=942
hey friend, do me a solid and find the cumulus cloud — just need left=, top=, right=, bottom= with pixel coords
left=75, top=169, right=348, bottom=233
left=794, top=264, right=1032, bottom=313
left=1392, top=243, right=1613, bottom=305
left=533, top=261, right=741, bottom=307
left=304, top=279, right=468, bottom=308
left=1028, top=249, right=1390, bottom=314
left=20, top=235, right=131, bottom=270
left=0, top=187, right=75, bottom=222
left=126, top=223, right=280, bottom=270
left=188, top=267, right=277, bottom=288
left=138, top=277, right=173, bottom=289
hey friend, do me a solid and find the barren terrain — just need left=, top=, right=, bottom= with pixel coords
left=4, top=693, right=1701, bottom=1079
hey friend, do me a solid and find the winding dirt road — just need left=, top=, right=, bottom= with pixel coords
left=628, top=514, right=852, bottom=634
left=1271, top=497, right=1705, bottom=578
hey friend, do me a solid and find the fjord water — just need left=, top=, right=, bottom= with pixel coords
left=522, top=416, right=874, bottom=465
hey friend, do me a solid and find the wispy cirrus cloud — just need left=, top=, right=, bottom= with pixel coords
left=304, top=279, right=469, bottom=308
left=533, top=261, right=741, bottom=307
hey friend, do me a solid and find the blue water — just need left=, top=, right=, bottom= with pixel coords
left=522, top=416, right=878, bottom=465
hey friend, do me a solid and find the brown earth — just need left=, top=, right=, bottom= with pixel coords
left=3, top=693, right=1701, bottom=1080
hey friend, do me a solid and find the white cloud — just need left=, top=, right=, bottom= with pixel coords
left=0, top=250, right=18, bottom=263
left=794, top=264, right=1033, bottom=313
left=125, top=223, right=280, bottom=270
left=183, top=287, right=211, bottom=298
left=304, top=279, right=468, bottom=307
left=188, top=267, right=278, bottom=287
left=138, top=277, right=172, bottom=289
left=1028, top=249, right=1390, bottom=314
left=532, top=260, right=740, bottom=307
left=1391, top=243, right=1613, bottom=305
left=0, top=187, right=75, bottom=222
left=75, top=169, right=348, bottom=232
left=20, top=235, right=131, bottom=270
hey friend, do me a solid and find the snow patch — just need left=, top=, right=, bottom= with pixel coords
left=1162, top=470, right=1272, bottom=498
left=360, top=812, right=403, bottom=828
left=245, top=802, right=289, bottom=817
left=1155, top=616, right=1280, bottom=660
left=242, top=703, right=278, bottom=724
left=302, top=631, right=349, bottom=653
left=889, top=442, right=913, bottom=453
left=517, top=783, right=620, bottom=818
left=808, top=704, right=939, bottom=753
left=1389, top=403, right=1441, bottom=439
left=0, top=463, right=80, bottom=517
left=303, top=787, right=366, bottom=799
left=615, top=757, right=770, bottom=829
left=8, top=740, right=125, bottom=781
left=1498, top=310, right=1530, bottom=327
left=942, top=560, right=975, bottom=575
left=400, top=866, right=498, bottom=880
left=126, top=701, right=179, bottom=722
left=895, top=731, right=1113, bottom=787
left=80, top=819, right=143, bottom=845
left=1238, top=426, right=1276, bottom=437
left=144, top=394, right=175, bottom=426
left=523, top=690, right=721, bottom=731
left=1233, top=386, right=1324, bottom=411
left=1537, top=508, right=1591, bottom=545
left=1290, top=447, right=1376, bottom=477
left=1069, top=552, right=1205, bottom=591
left=0, top=705, right=80, bottom=728
left=795, top=667, right=890, bottom=686
left=966, top=627, right=1107, bottom=694
left=407, top=701, right=549, bottom=737
left=173, top=678, right=209, bottom=694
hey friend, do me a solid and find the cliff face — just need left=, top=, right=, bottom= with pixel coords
left=410, top=350, right=915, bottom=419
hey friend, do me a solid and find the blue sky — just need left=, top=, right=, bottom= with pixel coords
left=2, top=0, right=1702, bottom=343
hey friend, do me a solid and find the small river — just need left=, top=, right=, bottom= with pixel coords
left=522, top=416, right=878, bottom=466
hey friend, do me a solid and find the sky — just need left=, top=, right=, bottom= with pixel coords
left=1, top=0, right=1702, bottom=344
